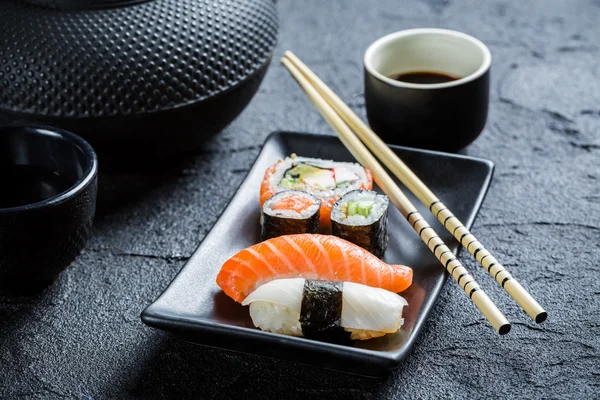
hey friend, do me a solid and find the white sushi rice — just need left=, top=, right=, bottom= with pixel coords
left=331, top=190, right=389, bottom=226
left=266, top=155, right=370, bottom=201
left=263, top=190, right=320, bottom=219
left=248, top=302, right=303, bottom=336
left=243, top=278, right=304, bottom=336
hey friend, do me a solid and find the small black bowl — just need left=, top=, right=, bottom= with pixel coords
left=0, top=125, right=98, bottom=292
left=364, top=29, right=491, bottom=152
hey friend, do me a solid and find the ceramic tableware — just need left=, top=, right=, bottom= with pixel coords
left=0, top=125, right=98, bottom=292
left=364, top=28, right=491, bottom=151
left=142, top=131, right=494, bottom=376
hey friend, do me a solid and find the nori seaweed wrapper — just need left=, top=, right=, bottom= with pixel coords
left=300, top=280, right=351, bottom=343
left=331, top=192, right=389, bottom=259
left=261, top=191, right=320, bottom=241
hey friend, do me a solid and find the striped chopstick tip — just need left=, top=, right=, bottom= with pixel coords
left=498, top=323, right=511, bottom=335
left=535, top=311, right=548, bottom=324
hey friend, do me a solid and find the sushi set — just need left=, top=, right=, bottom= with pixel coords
left=140, top=34, right=547, bottom=375
left=141, top=131, right=495, bottom=376
left=217, top=155, right=411, bottom=341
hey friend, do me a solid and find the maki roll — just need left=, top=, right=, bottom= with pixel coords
left=261, top=191, right=320, bottom=240
left=331, top=190, right=389, bottom=258
left=242, top=278, right=408, bottom=341
left=260, top=155, right=373, bottom=230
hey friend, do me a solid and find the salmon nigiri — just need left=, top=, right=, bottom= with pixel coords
left=216, top=234, right=413, bottom=303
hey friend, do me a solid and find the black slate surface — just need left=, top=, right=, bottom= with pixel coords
left=1, top=0, right=599, bottom=399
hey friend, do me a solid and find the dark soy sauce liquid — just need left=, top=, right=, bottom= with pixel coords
left=0, top=165, right=73, bottom=208
left=389, top=71, right=459, bottom=84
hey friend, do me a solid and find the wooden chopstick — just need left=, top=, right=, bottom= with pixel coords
left=283, top=51, right=546, bottom=324
left=281, top=56, right=511, bottom=335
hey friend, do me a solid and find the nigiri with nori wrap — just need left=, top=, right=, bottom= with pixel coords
left=242, top=278, right=408, bottom=341
left=331, top=190, right=389, bottom=258
left=261, top=190, right=320, bottom=240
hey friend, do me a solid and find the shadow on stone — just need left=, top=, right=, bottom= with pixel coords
left=126, top=334, right=386, bottom=399
left=95, top=150, right=203, bottom=217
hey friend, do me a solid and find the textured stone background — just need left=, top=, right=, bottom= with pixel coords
left=1, top=0, right=599, bottom=399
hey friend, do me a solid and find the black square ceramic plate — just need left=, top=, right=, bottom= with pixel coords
left=142, top=131, right=494, bottom=377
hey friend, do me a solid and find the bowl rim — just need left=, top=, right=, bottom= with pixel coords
left=364, top=28, right=492, bottom=90
left=0, top=124, right=98, bottom=213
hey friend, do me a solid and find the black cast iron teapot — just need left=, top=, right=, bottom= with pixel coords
left=0, top=0, right=278, bottom=164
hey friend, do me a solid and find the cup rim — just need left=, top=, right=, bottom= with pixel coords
left=364, top=28, right=491, bottom=90
left=0, top=125, right=98, bottom=213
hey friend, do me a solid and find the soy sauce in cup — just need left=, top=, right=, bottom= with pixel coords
left=389, top=71, right=459, bottom=84
left=0, top=125, right=98, bottom=293
left=0, top=165, right=72, bottom=209
left=364, top=28, right=491, bottom=152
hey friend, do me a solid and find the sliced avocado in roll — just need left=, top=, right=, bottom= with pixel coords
left=280, top=164, right=335, bottom=190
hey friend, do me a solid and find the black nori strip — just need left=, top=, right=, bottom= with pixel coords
left=331, top=191, right=389, bottom=259
left=261, top=191, right=320, bottom=241
left=300, top=280, right=351, bottom=343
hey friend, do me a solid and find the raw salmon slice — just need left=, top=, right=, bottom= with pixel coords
left=216, top=234, right=413, bottom=303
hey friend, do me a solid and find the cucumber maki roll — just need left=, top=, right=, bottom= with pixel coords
left=261, top=190, right=321, bottom=240
left=331, top=190, right=389, bottom=258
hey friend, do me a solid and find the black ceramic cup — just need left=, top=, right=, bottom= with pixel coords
left=0, top=125, right=98, bottom=292
left=364, top=28, right=491, bottom=151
